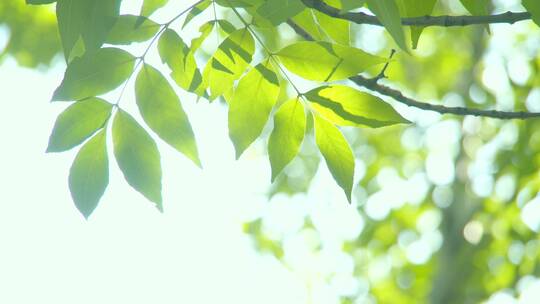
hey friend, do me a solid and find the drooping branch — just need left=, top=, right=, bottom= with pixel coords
left=300, top=0, right=531, bottom=28
left=286, top=20, right=540, bottom=120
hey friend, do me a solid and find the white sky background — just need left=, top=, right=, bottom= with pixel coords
left=3, top=0, right=540, bottom=303
left=0, top=1, right=310, bottom=303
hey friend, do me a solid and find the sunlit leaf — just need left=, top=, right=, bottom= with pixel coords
left=396, top=0, right=437, bottom=48
left=276, top=41, right=386, bottom=81
left=135, top=64, right=201, bottom=167
left=340, top=0, right=365, bottom=12
left=47, top=97, right=112, bottom=152
left=112, top=110, right=162, bottom=209
left=256, top=0, right=305, bottom=25
left=305, top=85, right=409, bottom=127
left=366, top=0, right=408, bottom=52
left=69, top=130, right=108, bottom=219
left=106, top=15, right=160, bottom=45
left=314, top=0, right=350, bottom=45
left=268, top=99, right=306, bottom=181
left=158, top=29, right=205, bottom=95
left=182, top=0, right=211, bottom=28
left=202, top=28, right=255, bottom=100
left=523, top=0, right=540, bottom=26
left=314, top=115, right=354, bottom=202
left=52, top=48, right=135, bottom=101
left=141, top=0, right=167, bottom=17
left=228, top=61, right=280, bottom=158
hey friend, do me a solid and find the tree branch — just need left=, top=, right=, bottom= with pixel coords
left=286, top=19, right=540, bottom=120
left=300, top=0, right=531, bottom=28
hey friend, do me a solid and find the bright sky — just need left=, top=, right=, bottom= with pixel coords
left=3, top=1, right=540, bottom=303
left=0, top=1, right=311, bottom=303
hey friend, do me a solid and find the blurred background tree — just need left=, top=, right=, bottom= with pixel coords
left=3, top=0, right=540, bottom=303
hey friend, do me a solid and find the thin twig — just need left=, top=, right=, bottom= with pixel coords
left=286, top=19, right=540, bottom=120
left=301, top=0, right=531, bottom=28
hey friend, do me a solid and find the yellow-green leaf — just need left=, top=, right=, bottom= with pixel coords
left=158, top=29, right=204, bottom=95
left=141, top=0, right=167, bottom=17
left=305, top=85, right=409, bottom=127
left=366, top=0, right=408, bottom=52
left=276, top=41, right=386, bottom=81
left=135, top=64, right=201, bottom=167
left=314, top=115, right=355, bottom=202
left=69, top=130, right=108, bottom=219
left=202, top=28, right=255, bottom=100
left=268, top=99, right=306, bottom=181
left=229, top=61, right=280, bottom=158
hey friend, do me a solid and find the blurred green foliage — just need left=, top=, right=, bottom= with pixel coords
left=0, top=0, right=60, bottom=67
left=4, top=0, right=540, bottom=303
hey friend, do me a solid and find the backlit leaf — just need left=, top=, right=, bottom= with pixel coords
left=276, top=41, right=386, bottom=81
left=52, top=48, right=135, bottom=101
left=47, top=97, right=112, bottom=152
left=69, top=130, right=108, bottom=219
left=268, top=99, right=306, bottom=181
left=256, top=0, right=305, bottom=25
left=228, top=61, right=280, bottom=158
left=314, top=115, right=355, bottom=202
left=366, top=0, right=408, bottom=52
left=112, top=110, right=163, bottom=209
left=305, top=85, right=409, bottom=127
left=523, top=0, right=540, bottom=26
left=158, top=29, right=205, bottom=95
left=135, top=64, right=201, bottom=167
left=106, top=15, right=160, bottom=45
left=182, top=0, right=211, bottom=29
left=202, top=28, right=255, bottom=100
left=141, top=0, right=168, bottom=17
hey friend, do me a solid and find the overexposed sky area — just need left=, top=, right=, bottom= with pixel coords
left=0, top=1, right=312, bottom=303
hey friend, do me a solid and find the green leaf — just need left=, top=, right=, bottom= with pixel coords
left=215, top=0, right=261, bottom=7
left=69, top=130, right=109, bottom=219
left=27, top=0, right=56, bottom=5
left=106, top=15, right=160, bottom=45
left=47, top=98, right=112, bottom=152
left=276, top=41, right=386, bottom=81
left=256, top=0, right=305, bottom=25
left=290, top=10, right=326, bottom=41
left=82, top=0, right=121, bottom=51
left=52, top=48, right=135, bottom=101
left=141, top=0, right=168, bottom=17
left=314, top=115, right=354, bottom=202
left=56, top=0, right=121, bottom=56
left=228, top=61, right=280, bottom=158
left=314, top=0, right=350, bottom=45
left=56, top=0, right=86, bottom=60
left=135, top=64, right=201, bottom=167
left=523, top=0, right=540, bottom=26
left=268, top=99, right=306, bottom=181
left=460, top=0, right=488, bottom=16
left=202, top=28, right=255, bottom=100
left=305, top=85, right=409, bottom=127
left=340, top=0, right=365, bottom=12
left=182, top=0, right=211, bottom=29
left=158, top=29, right=205, bottom=95
left=112, top=110, right=163, bottom=209
left=396, top=0, right=437, bottom=49
left=190, top=21, right=215, bottom=52
left=366, top=0, right=408, bottom=52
